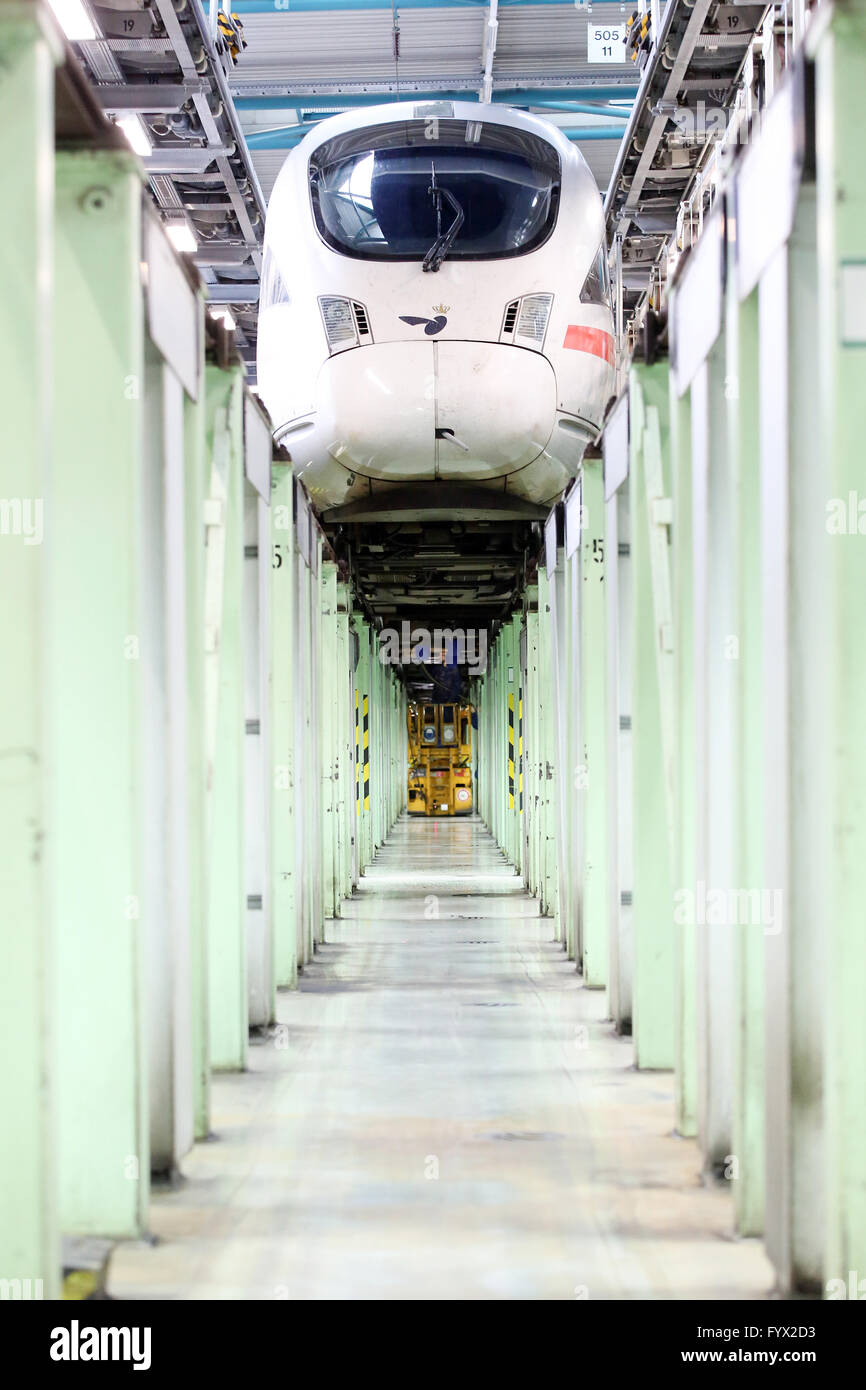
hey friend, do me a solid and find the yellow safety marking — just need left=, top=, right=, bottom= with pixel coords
left=63, top=1270, right=99, bottom=1300
left=363, top=694, right=370, bottom=811
left=354, top=687, right=360, bottom=814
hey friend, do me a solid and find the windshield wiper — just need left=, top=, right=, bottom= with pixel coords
left=423, top=166, right=464, bottom=273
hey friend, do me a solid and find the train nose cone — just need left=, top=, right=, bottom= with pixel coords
left=316, top=341, right=557, bottom=483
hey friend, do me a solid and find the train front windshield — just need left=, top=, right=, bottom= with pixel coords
left=309, top=119, right=561, bottom=262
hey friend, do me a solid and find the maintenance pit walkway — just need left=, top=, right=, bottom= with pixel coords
left=109, top=816, right=774, bottom=1301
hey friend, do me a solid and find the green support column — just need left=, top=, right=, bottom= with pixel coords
left=667, top=375, right=697, bottom=1124
left=309, top=534, right=324, bottom=946
left=726, top=267, right=764, bottom=1231
left=271, top=464, right=297, bottom=986
left=812, top=4, right=866, bottom=1287
left=550, top=519, right=577, bottom=958
left=506, top=615, right=522, bottom=868
left=537, top=569, right=558, bottom=924
left=524, top=597, right=540, bottom=898
left=581, top=458, right=609, bottom=987
left=560, top=545, right=577, bottom=961
left=371, top=633, right=384, bottom=851
left=334, top=582, right=352, bottom=908
left=0, top=0, right=60, bottom=1295
left=293, top=522, right=311, bottom=965
left=757, top=189, right=824, bottom=1295
left=320, top=562, right=338, bottom=919
left=184, top=299, right=210, bottom=1138
left=629, top=364, right=676, bottom=1071
left=204, top=364, right=247, bottom=1069
left=492, top=634, right=504, bottom=847
left=50, top=147, right=150, bottom=1234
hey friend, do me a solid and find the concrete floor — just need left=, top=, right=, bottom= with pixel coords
left=109, top=815, right=776, bottom=1301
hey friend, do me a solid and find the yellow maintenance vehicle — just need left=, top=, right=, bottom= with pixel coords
left=407, top=701, right=473, bottom=816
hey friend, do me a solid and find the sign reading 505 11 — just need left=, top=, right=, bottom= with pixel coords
left=587, top=25, right=624, bottom=63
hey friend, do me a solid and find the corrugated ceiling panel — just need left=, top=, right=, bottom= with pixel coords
left=495, top=4, right=635, bottom=77
left=250, top=151, right=289, bottom=202
left=236, top=10, right=484, bottom=85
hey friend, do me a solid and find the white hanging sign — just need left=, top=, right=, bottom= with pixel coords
left=587, top=24, right=625, bottom=64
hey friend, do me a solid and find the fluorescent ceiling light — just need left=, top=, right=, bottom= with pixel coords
left=48, top=0, right=97, bottom=42
left=116, top=115, right=152, bottom=158
left=210, top=307, right=236, bottom=332
left=165, top=220, right=197, bottom=255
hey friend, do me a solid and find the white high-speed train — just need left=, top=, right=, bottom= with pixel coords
left=256, top=101, right=615, bottom=511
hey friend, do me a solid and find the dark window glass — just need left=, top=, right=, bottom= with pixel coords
left=309, top=120, right=561, bottom=262
left=580, top=244, right=611, bottom=306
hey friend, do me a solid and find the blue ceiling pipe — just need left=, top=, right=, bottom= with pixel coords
left=560, top=126, right=627, bottom=140
left=234, top=87, right=639, bottom=111
left=244, top=122, right=626, bottom=149
left=527, top=100, right=634, bottom=118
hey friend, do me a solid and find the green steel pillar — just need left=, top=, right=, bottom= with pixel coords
left=813, top=2, right=866, bottom=1288
left=537, top=569, right=558, bottom=923
left=203, top=363, right=247, bottom=1069
left=667, top=376, right=697, bottom=1125
left=581, top=457, right=609, bottom=987
left=0, top=0, right=60, bottom=1295
left=499, top=627, right=510, bottom=853
left=371, top=632, right=385, bottom=851
left=524, top=597, right=540, bottom=898
left=311, top=534, right=324, bottom=945
left=549, top=513, right=576, bottom=957
left=753, top=176, right=824, bottom=1294
left=560, top=543, right=577, bottom=961
left=473, top=674, right=484, bottom=824
left=493, top=632, right=505, bottom=847
left=504, top=615, right=521, bottom=867
left=726, top=277, right=764, bottom=1235
left=271, top=465, right=297, bottom=986
left=334, top=581, right=352, bottom=907
left=184, top=298, right=211, bottom=1139
left=629, top=364, right=675, bottom=1070
left=50, top=147, right=150, bottom=1233
left=293, top=517, right=312, bottom=965
left=320, top=562, right=338, bottom=919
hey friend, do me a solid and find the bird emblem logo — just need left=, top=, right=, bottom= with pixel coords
left=399, top=313, right=448, bottom=335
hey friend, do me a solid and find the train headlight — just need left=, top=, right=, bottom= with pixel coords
left=319, top=295, right=358, bottom=350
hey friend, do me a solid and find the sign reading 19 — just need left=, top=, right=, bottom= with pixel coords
left=587, top=24, right=625, bottom=64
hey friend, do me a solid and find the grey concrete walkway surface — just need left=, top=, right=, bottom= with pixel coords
left=109, top=815, right=775, bottom=1300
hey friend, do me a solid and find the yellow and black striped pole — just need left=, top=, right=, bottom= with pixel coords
left=363, top=693, right=370, bottom=812
left=508, top=691, right=515, bottom=811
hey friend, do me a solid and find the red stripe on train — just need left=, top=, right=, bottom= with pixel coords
left=563, top=325, right=615, bottom=364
